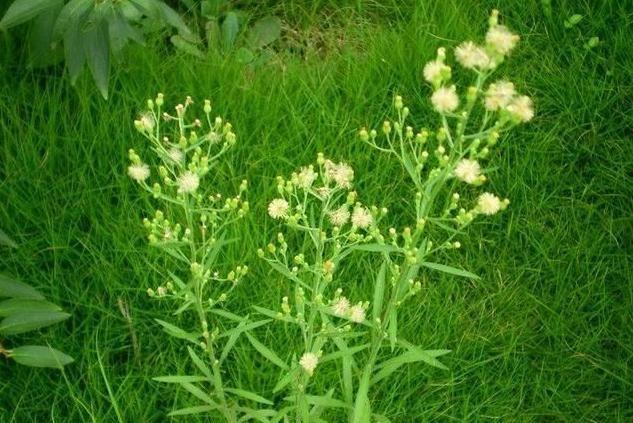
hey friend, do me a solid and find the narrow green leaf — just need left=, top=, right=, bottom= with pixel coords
left=421, top=261, right=480, bottom=279
left=225, top=388, right=273, bottom=405
left=9, top=345, right=73, bottom=368
left=0, top=298, right=61, bottom=316
left=180, top=382, right=217, bottom=405
left=273, top=368, right=296, bottom=393
left=155, top=319, right=199, bottom=344
left=0, top=274, right=44, bottom=299
left=0, top=311, right=69, bottom=335
left=153, top=375, right=210, bottom=384
left=0, top=228, right=17, bottom=248
left=221, top=319, right=270, bottom=339
left=266, top=260, right=311, bottom=291
left=351, top=244, right=401, bottom=254
left=83, top=19, right=109, bottom=99
left=373, top=349, right=449, bottom=384
left=221, top=11, right=239, bottom=51
left=246, top=333, right=288, bottom=369
left=388, top=309, right=397, bottom=351
left=168, top=405, right=217, bottom=416
left=373, top=261, right=387, bottom=321
left=247, top=15, right=281, bottom=49
left=320, top=344, right=368, bottom=363
left=237, top=407, right=278, bottom=423
left=304, top=394, right=350, bottom=409
left=187, top=346, right=213, bottom=379
left=0, top=0, right=56, bottom=29
left=209, top=308, right=245, bottom=322
left=332, top=337, right=354, bottom=405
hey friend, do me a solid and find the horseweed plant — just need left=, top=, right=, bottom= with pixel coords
left=262, top=10, right=533, bottom=422
left=127, top=95, right=268, bottom=421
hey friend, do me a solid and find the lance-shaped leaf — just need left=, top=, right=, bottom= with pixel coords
left=0, top=311, right=69, bottom=335
left=421, top=261, right=480, bottom=279
left=246, top=333, right=288, bottom=369
left=155, top=319, right=200, bottom=344
left=0, top=274, right=44, bottom=299
left=0, top=298, right=61, bottom=316
left=0, top=0, right=57, bottom=29
left=168, top=405, right=217, bottom=416
left=225, top=387, right=273, bottom=405
left=372, top=348, right=450, bottom=384
left=8, top=345, right=73, bottom=368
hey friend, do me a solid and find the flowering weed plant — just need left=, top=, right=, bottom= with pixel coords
left=262, top=9, right=533, bottom=422
left=128, top=95, right=275, bottom=420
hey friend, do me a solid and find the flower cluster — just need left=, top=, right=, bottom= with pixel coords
left=127, top=95, right=259, bottom=422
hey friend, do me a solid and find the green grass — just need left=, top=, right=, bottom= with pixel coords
left=1, top=0, right=632, bottom=421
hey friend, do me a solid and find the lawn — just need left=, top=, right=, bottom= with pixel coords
left=0, top=0, right=631, bottom=421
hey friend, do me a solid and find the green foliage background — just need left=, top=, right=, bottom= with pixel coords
left=0, top=0, right=631, bottom=420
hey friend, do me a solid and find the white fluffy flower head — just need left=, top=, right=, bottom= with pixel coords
left=349, top=304, right=366, bottom=323
left=268, top=198, right=289, bottom=219
left=177, top=171, right=200, bottom=194
left=299, top=352, right=319, bottom=375
left=296, top=166, right=317, bottom=189
left=455, top=41, right=491, bottom=69
left=351, top=207, right=373, bottom=229
left=486, top=25, right=519, bottom=55
left=454, top=159, right=482, bottom=184
left=325, top=160, right=354, bottom=189
left=168, top=148, right=184, bottom=163
left=128, top=163, right=150, bottom=182
left=331, top=297, right=350, bottom=316
left=477, top=192, right=501, bottom=215
left=139, top=113, right=155, bottom=132
left=507, top=95, right=534, bottom=122
left=431, top=86, right=459, bottom=113
left=485, top=81, right=516, bottom=111
left=329, top=205, right=350, bottom=227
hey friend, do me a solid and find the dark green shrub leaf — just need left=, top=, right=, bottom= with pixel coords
left=221, top=11, right=238, bottom=51
left=247, top=16, right=281, bottom=49
left=235, top=47, right=254, bottom=64
left=171, top=35, right=205, bottom=58
left=8, top=345, right=73, bottom=368
left=52, top=0, right=93, bottom=41
left=83, top=19, right=110, bottom=99
left=0, top=298, right=61, bottom=316
left=0, top=0, right=58, bottom=29
left=0, top=274, right=44, bottom=299
left=0, top=311, right=70, bottom=335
